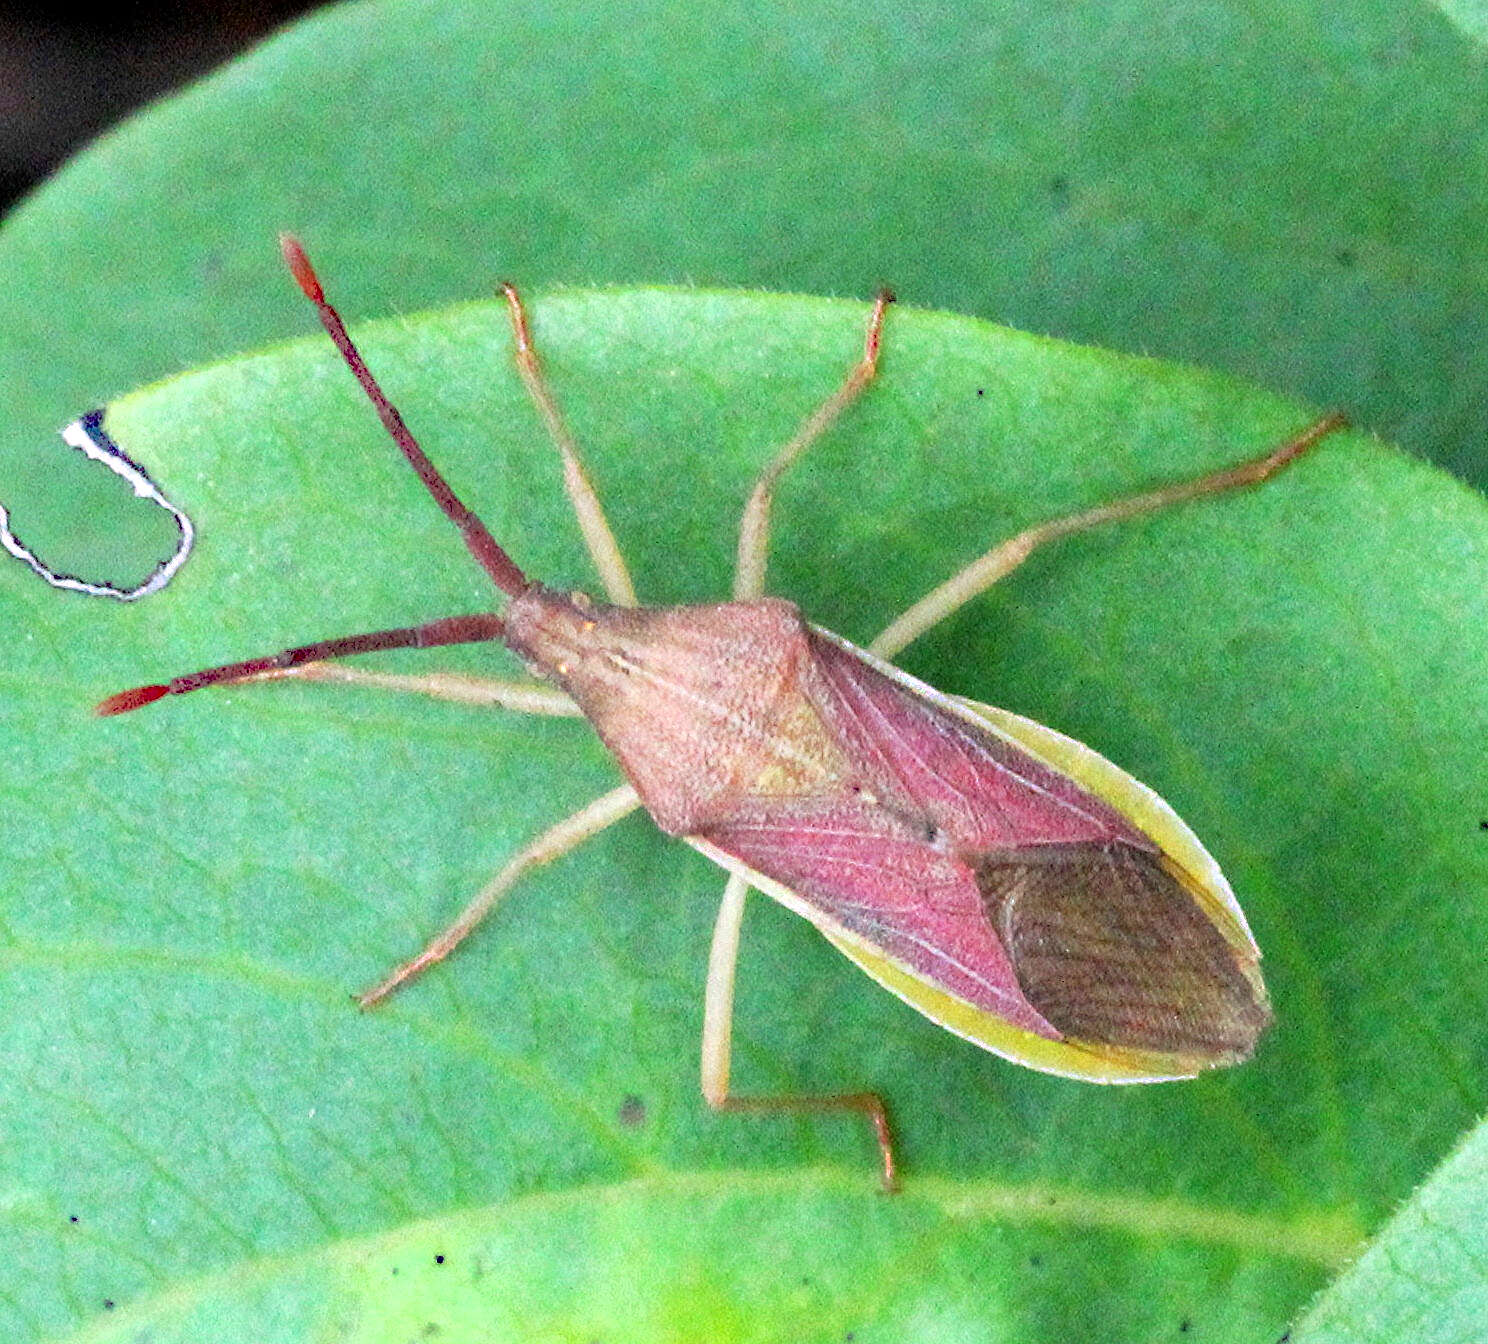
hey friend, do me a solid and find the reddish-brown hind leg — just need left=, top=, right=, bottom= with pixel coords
left=701, top=873, right=898, bottom=1192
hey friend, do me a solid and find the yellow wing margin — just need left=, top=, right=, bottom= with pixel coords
left=689, top=643, right=1267, bottom=1084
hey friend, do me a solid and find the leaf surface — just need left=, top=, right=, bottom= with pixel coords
left=2, top=0, right=1487, bottom=610
left=5, top=289, right=1485, bottom=1341
left=1294, top=1114, right=1488, bottom=1344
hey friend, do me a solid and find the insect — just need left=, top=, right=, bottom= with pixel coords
left=99, top=236, right=1346, bottom=1189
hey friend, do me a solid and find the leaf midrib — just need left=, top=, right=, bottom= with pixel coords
left=51, top=1165, right=1367, bottom=1344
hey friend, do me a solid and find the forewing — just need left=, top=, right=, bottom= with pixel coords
left=695, top=797, right=1060, bottom=1040
left=806, top=629, right=1150, bottom=851
left=691, top=631, right=1271, bottom=1081
left=978, top=841, right=1271, bottom=1060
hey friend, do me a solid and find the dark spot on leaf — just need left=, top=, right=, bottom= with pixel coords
left=1048, top=175, right=1070, bottom=206
left=1478, top=820, right=1487, bottom=830
left=1029, top=1254, right=1042, bottom=1267
left=435, top=1253, right=445, bottom=1264
left=618, top=1094, right=646, bottom=1127
left=1334, top=248, right=1356, bottom=268
left=1277, top=1334, right=1290, bottom=1343
left=976, top=388, right=985, bottom=397
left=69, top=1215, right=78, bottom=1223
left=1180, top=1322, right=1191, bottom=1334
left=103, top=1300, right=115, bottom=1310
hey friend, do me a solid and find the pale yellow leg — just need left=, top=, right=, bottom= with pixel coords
left=247, top=662, right=582, bottom=715
left=502, top=284, right=638, bottom=606
left=699, top=874, right=749, bottom=1106
left=733, top=291, right=893, bottom=600
left=870, top=413, right=1348, bottom=660
left=709, top=294, right=900, bottom=1187
left=359, top=784, right=642, bottom=1007
left=699, top=872, right=898, bottom=1191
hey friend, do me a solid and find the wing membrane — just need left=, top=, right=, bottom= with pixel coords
left=692, top=627, right=1270, bottom=1078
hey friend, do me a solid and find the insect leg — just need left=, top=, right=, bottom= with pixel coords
left=733, top=290, right=893, bottom=599
left=245, top=664, right=582, bottom=715
left=869, top=412, right=1349, bottom=659
left=700, top=873, right=898, bottom=1191
left=357, top=783, right=641, bottom=1007
left=501, top=284, right=638, bottom=607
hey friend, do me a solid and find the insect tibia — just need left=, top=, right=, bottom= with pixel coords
left=504, top=587, right=848, bottom=835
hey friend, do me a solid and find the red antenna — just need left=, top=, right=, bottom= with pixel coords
left=279, top=234, right=529, bottom=597
left=96, top=240, right=530, bottom=717
left=95, top=613, right=507, bottom=716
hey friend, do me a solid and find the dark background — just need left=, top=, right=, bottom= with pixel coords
left=0, top=2, right=317, bottom=212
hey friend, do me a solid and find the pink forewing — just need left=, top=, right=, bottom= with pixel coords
left=700, top=795, right=1060, bottom=1038
left=696, top=629, right=1171, bottom=1040
left=806, top=632, right=1149, bottom=851
left=507, top=577, right=1267, bottom=1062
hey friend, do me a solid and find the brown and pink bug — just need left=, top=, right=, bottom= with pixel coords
left=99, top=236, right=1345, bottom=1189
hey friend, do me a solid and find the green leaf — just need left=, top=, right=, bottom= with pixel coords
left=1428, top=0, right=1488, bottom=47
left=1, top=0, right=1487, bottom=606
left=6, top=287, right=1486, bottom=1340
left=1293, top=1113, right=1488, bottom=1344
